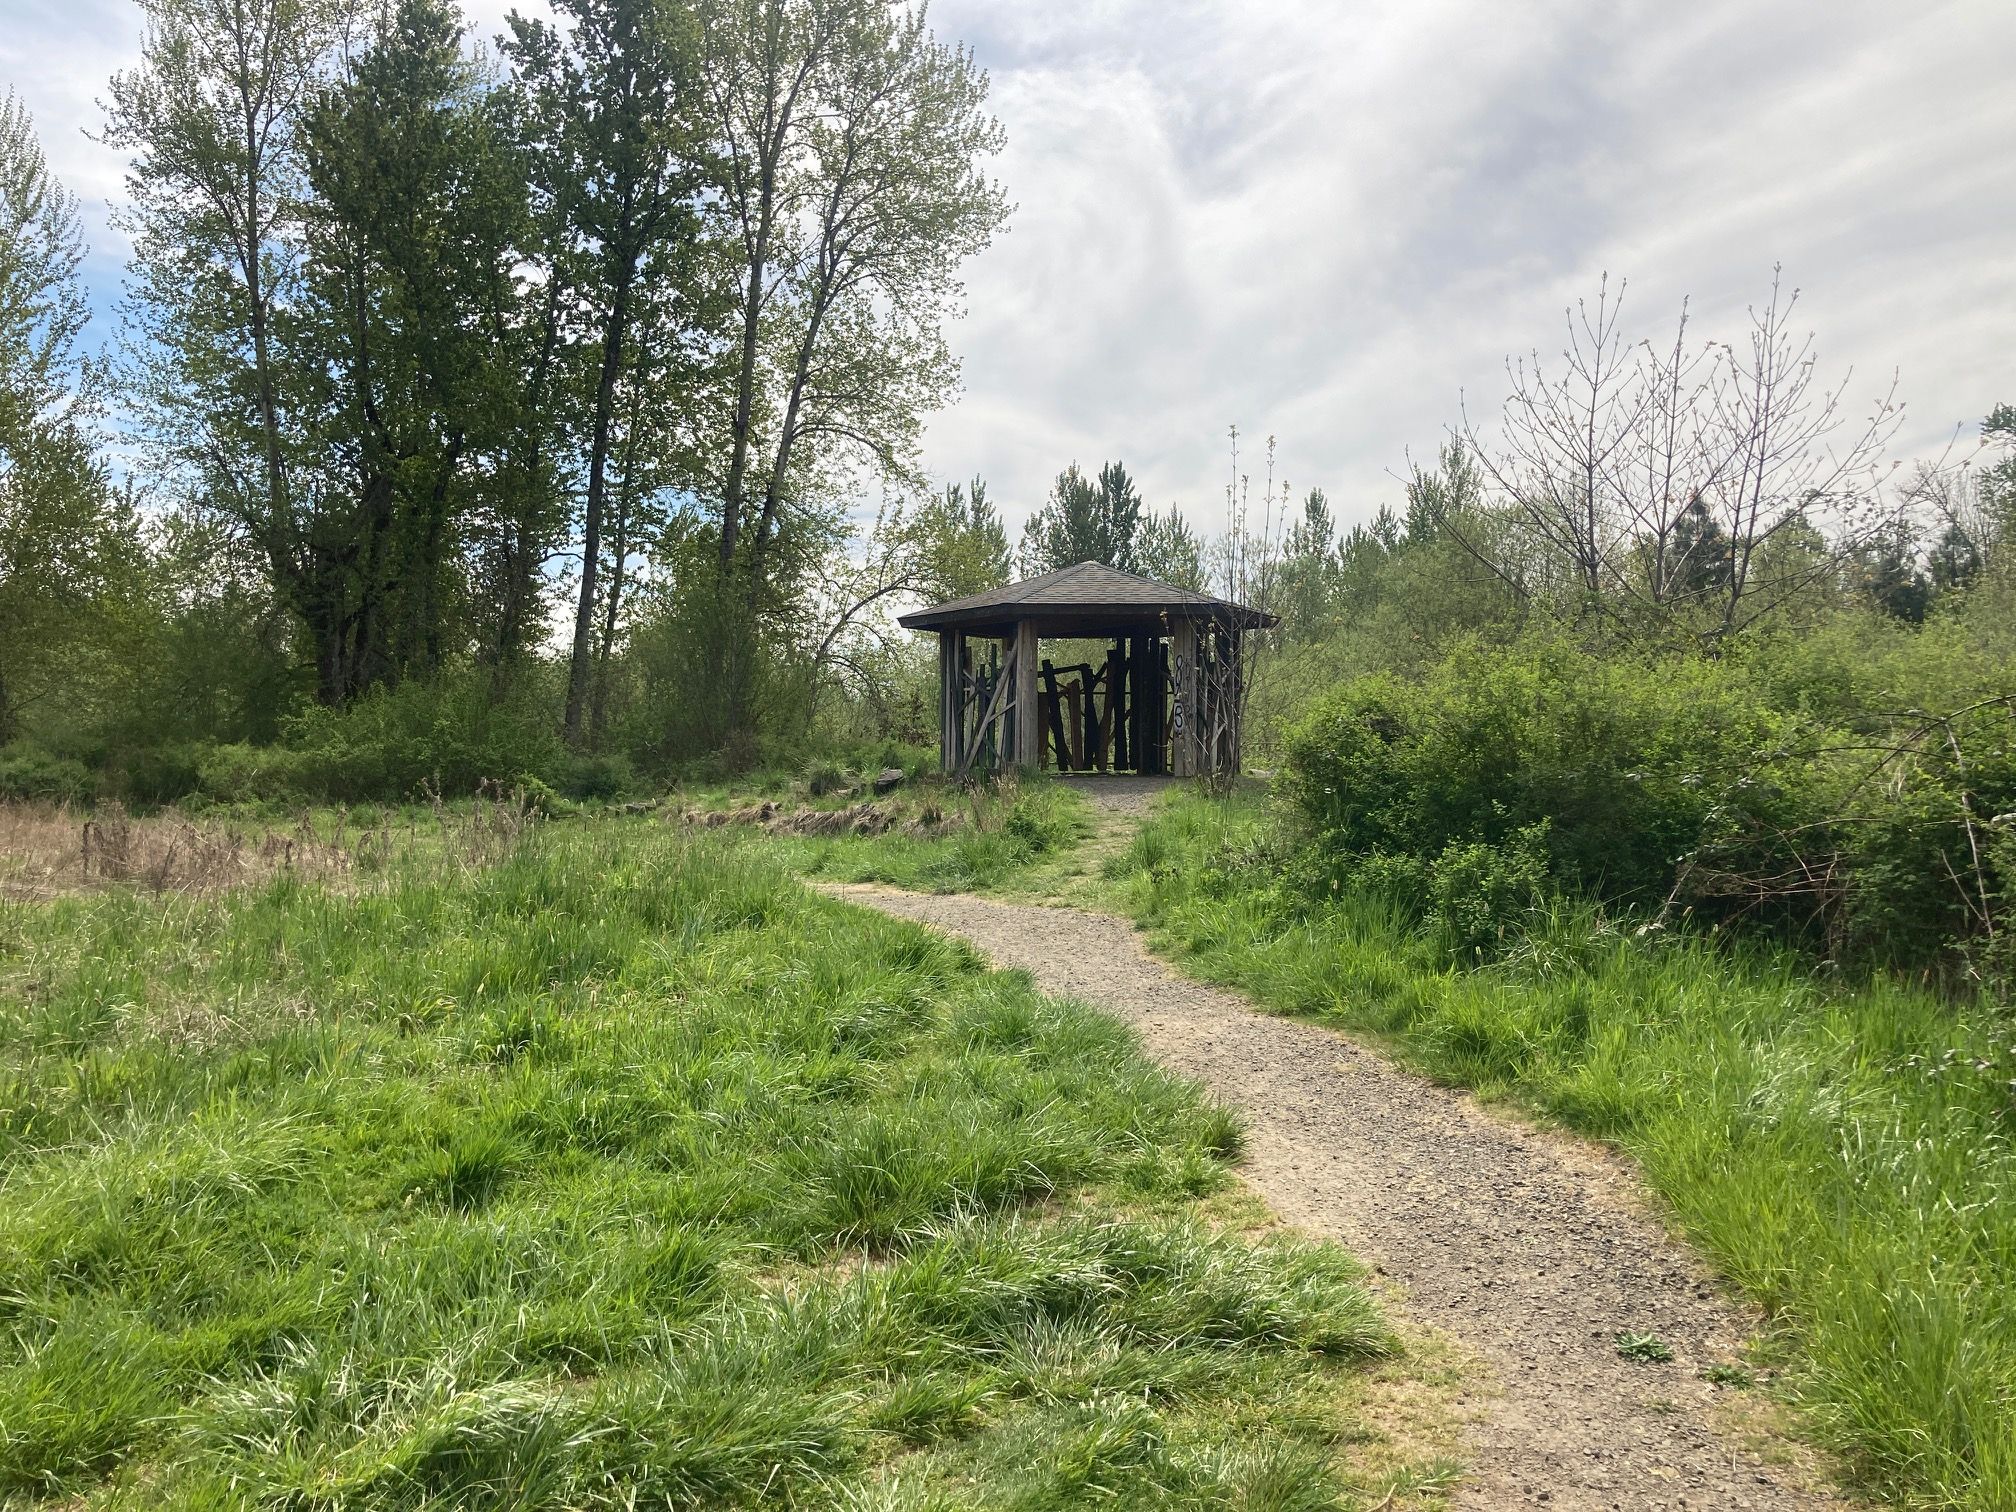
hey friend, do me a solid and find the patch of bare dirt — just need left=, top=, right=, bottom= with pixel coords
left=819, top=882, right=1861, bottom=1512
left=1054, top=774, right=1181, bottom=818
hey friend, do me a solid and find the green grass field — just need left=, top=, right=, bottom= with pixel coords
left=1111, top=789, right=2016, bottom=1512
left=0, top=816, right=1436, bottom=1509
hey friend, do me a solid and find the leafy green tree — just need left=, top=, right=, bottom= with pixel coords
left=1849, top=522, right=1933, bottom=624
left=914, top=476, right=1009, bottom=600
left=103, top=0, right=353, bottom=670
left=293, top=0, right=536, bottom=697
left=1402, top=442, right=1479, bottom=545
left=0, top=92, right=136, bottom=743
left=1981, top=404, right=2016, bottom=556
left=1021, top=460, right=1144, bottom=574
left=1926, top=524, right=1981, bottom=594
left=1664, top=495, right=1732, bottom=602
left=701, top=0, right=1010, bottom=751
left=506, top=0, right=716, bottom=745
left=1275, top=487, right=1338, bottom=634
left=1136, top=505, right=1205, bottom=591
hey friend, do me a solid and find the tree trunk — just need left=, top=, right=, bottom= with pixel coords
left=419, top=432, right=465, bottom=677
left=719, top=240, right=770, bottom=570
left=589, top=441, right=636, bottom=748
left=564, top=250, right=634, bottom=745
left=487, top=271, right=564, bottom=692
left=239, top=98, right=291, bottom=612
left=719, top=35, right=812, bottom=572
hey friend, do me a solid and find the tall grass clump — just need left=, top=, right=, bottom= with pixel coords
left=1115, top=787, right=2016, bottom=1512
left=0, top=820, right=1403, bottom=1506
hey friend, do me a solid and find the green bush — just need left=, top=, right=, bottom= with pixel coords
left=559, top=753, right=635, bottom=801
left=278, top=673, right=568, bottom=801
left=1280, top=633, right=2015, bottom=981
left=1281, top=639, right=1784, bottom=910
left=1429, top=822, right=1552, bottom=962
left=801, top=757, right=853, bottom=797
left=103, top=744, right=203, bottom=806
left=191, top=742, right=317, bottom=804
left=0, top=744, right=94, bottom=804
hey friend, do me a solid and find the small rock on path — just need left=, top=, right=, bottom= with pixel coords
left=821, top=882, right=1858, bottom=1512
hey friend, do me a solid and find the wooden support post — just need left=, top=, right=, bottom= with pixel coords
left=1013, top=619, right=1040, bottom=770
left=1089, top=665, right=1105, bottom=770
left=951, top=628, right=967, bottom=770
left=938, top=633, right=956, bottom=773
left=1092, top=654, right=1109, bottom=772
left=1133, top=637, right=1150, bottom=774
left=1111, top=638, right=1129, bottom=771
left=1170, top=619, right=1199, bottom=777
left=1157, top=640, right=1172, bottom=767
left=1065, top=681, right=1083, bottom=768
left=1041, top=660, right=1069, bottom=769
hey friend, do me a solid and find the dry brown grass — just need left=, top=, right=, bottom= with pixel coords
left=0, top=782, right=542, bottom=900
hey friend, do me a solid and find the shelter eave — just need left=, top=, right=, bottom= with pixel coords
left=897, top=601, right=1278, bottom=634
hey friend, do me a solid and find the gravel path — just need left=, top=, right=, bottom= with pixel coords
left=1054, top=774, right=1177, bottom=817
left=820, top=881, right=1857, bottom=1511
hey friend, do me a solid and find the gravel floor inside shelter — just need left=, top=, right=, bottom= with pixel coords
left=819, top=880, right=1860, bottom=1512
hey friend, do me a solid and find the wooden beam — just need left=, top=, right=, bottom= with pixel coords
left=1111, top=638, right=1129, bottom=771
left=937, top=632, right=956, bottom=774
left=1170, top=619, right=1198, bottom=777
left=1041, top=660, right=1069, bottom=770
left=1013, top=618, right=1041, bottom=769
left=1092, top=651, right=1109, bottom=772
left=1133, top=637, right=1149, bottom=775
left=957, top=640, right=1012, bottom=778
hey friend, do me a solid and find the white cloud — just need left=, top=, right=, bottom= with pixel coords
left=924, top=0, right=2016, bottom=537
left=6, top=0, right=2010, bottom=536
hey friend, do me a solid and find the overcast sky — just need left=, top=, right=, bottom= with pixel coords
left=8, top=0, right=2012, bottom=539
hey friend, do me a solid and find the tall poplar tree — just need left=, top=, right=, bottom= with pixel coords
left=295, top=0, right=534, bottom=696
left=0, top=92, right=133, bottom=741
left=104, top=0, right=351, bottom=661
left=698, top=0, right=1009, bottom=748
left=504, top=0, right=715, bottom=745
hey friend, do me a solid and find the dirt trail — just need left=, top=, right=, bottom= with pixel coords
left=822, top=872, right=1856, bottom=1510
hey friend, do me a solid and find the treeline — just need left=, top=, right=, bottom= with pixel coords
left=0, top=0, right=1016, bottom=798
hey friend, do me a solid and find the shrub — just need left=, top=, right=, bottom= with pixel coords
left=0, top=744, right=94, bottom=804
left=191, top=742, right=317, bottom=804
left=1430, top=822, right=1553, bottom=963
left=103, top=744, right=205, bottom=806
left=279, top=673, right=568, bottom=801
left=1281, top=639, right=1784, bottom=910
left=559, top=753, right=634, bottom=801
left=802, top=758, right=853, bottom=797
left=1280, top=631, right=2016, bottom=983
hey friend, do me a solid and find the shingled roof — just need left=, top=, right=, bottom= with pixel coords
left=898, top=560, right=1277, bottom=636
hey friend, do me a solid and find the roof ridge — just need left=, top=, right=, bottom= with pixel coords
left=896, top=556, right=1275, bottom=631
left=1050, top=559, right=1215, bottom=597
